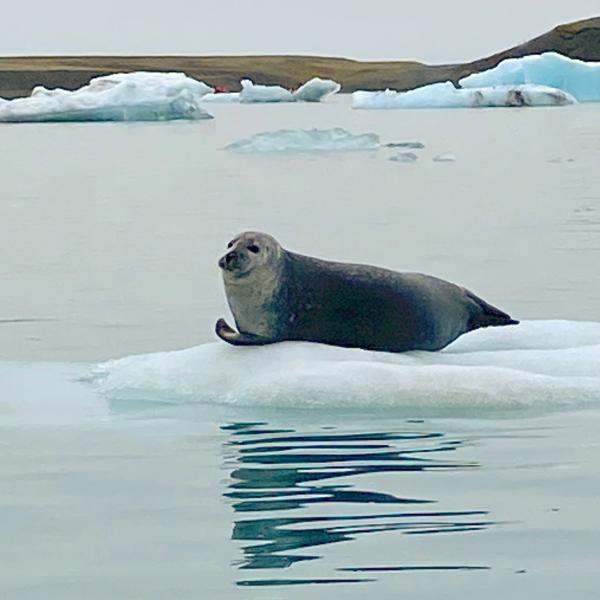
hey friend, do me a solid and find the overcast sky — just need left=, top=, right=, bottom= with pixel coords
left=2, top=1, right=597, bottom=62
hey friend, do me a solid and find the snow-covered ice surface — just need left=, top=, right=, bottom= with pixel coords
left=460, top=52, right=600, bottom=102
left=353, top=83, right=576, bottom=109
left=225, top=127, right=380, bottom=153
left=0, top=71, right=214, bottom=122
left=88, top=321, right=600, bottom=412
left=292, top=77, right=341, bottom=102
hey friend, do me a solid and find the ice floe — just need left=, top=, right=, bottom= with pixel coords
left=292, top=77, right=341, bottom=102
left=89, top=320, right=600, bottom=410
left=225, top=128, right=380, bottom=153
left=200, top=77, right=341, bottom=104
left=239, top=79, right=293, bottom=103
left=460, top=52, right=600, bottom=102
left=0, top=71, right=214, bottom=122
left=352, top=82, right=576, bottom=109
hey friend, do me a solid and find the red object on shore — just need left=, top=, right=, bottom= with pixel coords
left=214, top=85, right=230, bottom=94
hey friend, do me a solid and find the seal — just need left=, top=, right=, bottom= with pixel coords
left=216, top=232, right=518, bottom=352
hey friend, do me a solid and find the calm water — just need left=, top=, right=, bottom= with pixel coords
left=1, top=97, right=600, bottom=599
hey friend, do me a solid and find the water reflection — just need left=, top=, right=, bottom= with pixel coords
left=223, top=422, right=493, bottom=586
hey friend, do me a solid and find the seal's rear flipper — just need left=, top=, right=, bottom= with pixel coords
left=215, top=318, right=274, bottom=347
left=465, top=292, right=519, bottom=330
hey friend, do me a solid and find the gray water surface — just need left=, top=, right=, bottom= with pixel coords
left=1, top=97, right=599, bottom=361
left=1, top=98, right=600, bottom=599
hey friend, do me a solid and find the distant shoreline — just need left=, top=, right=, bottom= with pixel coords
left=0, top=17, right=597, bottom=99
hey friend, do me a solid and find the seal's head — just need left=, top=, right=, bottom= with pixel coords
left=218, top=231, right=282, bottom=282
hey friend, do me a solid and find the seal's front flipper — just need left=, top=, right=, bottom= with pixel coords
left=215, top=318, right=273, bottom=347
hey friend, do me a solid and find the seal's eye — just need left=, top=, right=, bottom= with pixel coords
left=247, top=244, right=260, bottom=254
left=227, top=240, right=234, bottom=249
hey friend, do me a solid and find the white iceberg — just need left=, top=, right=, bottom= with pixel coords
left=225, top=128, right=380, bottom=153
left=292, top=77, right=341, bottom=102
left=0, top=71, right=214, bottom=123
left=239, top=79, right=293, bottom=103
left=460, top=52, right=600, bottom=102
left=90, top=320, right=600, bottom=410
left=201, top=77, right=341, bottom=104
left=353, top=82, right=576, bottom=109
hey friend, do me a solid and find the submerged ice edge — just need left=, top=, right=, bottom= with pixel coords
left=87, top=320, right=600, bottom=410
left=225, top=128, right=381, bottom=153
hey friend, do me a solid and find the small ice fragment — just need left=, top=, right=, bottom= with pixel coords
left=385, top=142, right=425, bottom=149
left=433, top=154, right=456, bottom=162
left=389, top=152, right=418, bottom=163
left=225, top=128, right=381, bottom=153
left=239, top=79, right=293, bottom=103
left=292, top=77, right=341, bottom=102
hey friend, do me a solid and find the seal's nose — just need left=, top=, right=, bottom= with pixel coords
left=219, top=251, right=237, bottom=270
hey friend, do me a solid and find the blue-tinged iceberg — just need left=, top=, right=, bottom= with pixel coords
left=460, top=52, right=600, bottom=102
left=225, top=128, right=380, bottom=153
left=0, top=72, right=214, bottom=123
left=353, top=82, right=576, bottom=109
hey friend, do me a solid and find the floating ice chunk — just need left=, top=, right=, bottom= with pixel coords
left=225, top=128, right=380, bottom=153
left=239, top=79, right=293, bottom=103
left=385, top=142, right=426, bottom=149
left=200, top=77, right=340, bottom=104
left=460, top=53, right=600, bottom=102
left=200, top=92, right=241, bottom=103
left=292, top=77, right=341, bottom=102
left=0, top=71, right=214, bottom=122
left=433, top=154, right=456, bottom=162
left=352, top=82, right=576, bottom=109
left=389, top=152, right=418, bottom=162
left=89, top=320, right=600, bottom=411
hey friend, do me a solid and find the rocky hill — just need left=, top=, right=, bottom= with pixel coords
left=0, top=17, right=598, bottom=99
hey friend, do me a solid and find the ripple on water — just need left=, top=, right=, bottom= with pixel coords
left=223, top=422, right=493, bottom=586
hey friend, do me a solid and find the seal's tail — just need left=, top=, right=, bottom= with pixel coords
left=465, top=291, right=519, bottom=330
